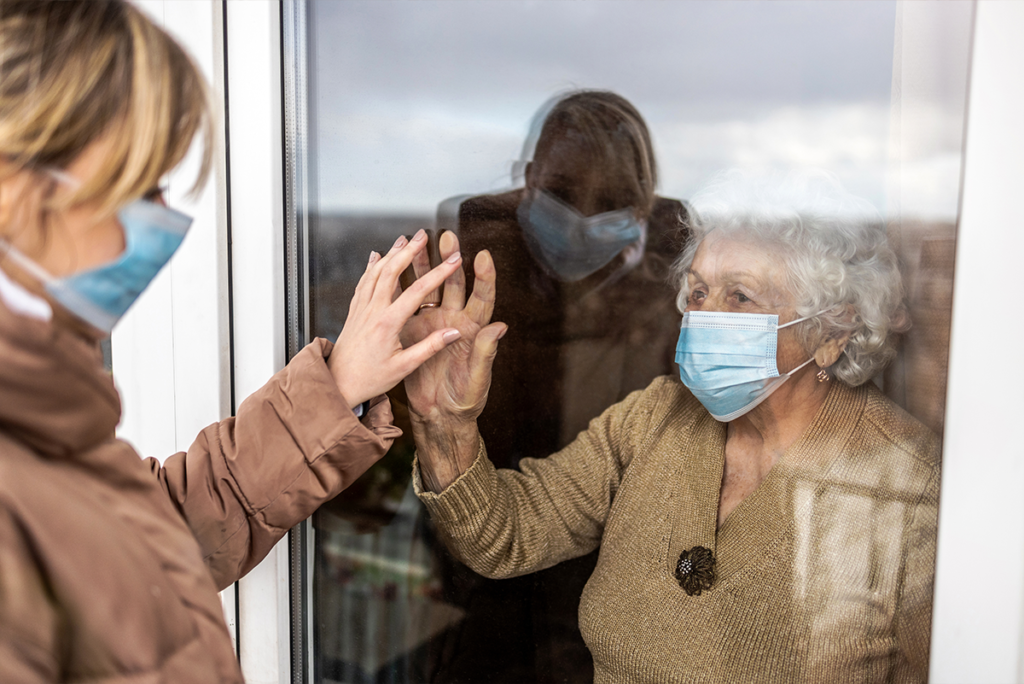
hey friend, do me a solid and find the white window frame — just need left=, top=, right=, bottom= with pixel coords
left=115, top=1, right=232, bottom=478
left=930, top=2, right=1024, bottom=682
left=118, top=0, right=237, bottom=654
left=224, top=1, right=291, bottom=683
left=114, top=1, right=1024, bottom=682
left=123, top=2, right=292, bottom=680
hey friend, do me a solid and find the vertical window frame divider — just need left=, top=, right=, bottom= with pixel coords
left=282, top=1, right=314, bottom=683
left=225, top=0, right=290, bottom=680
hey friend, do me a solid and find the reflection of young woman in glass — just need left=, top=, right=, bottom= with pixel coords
left=455, top=89, right=688, bottom=470
left=405, top=171, right=938, bottom=683
left=429, top=91, right=688, bottom=680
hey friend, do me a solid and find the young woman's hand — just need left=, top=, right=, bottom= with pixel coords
left=328, top=229, right=465, bottom=409
left=400, top=231, right=506, bottom=491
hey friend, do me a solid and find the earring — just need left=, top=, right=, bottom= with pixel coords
left=816, top=368, right=830, bottom=383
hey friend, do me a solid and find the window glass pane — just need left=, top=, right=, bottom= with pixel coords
left=298, top=2, right=970, bottom=681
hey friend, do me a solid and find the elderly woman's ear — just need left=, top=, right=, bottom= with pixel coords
left=813, top=333, right=850, bottom=369
left=812, top=305, right=855, bottom=369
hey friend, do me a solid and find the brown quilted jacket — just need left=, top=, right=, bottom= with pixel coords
left=0, top=295, right=400, bottom=682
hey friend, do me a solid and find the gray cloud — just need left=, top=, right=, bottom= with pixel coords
left=305, top=0, right=964, bottom=220
left=311, top=0, right=897, bottom=111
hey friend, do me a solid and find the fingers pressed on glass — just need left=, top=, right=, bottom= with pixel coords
left=371, top=230, right=428, bottom=308
left=359, top=235, right=407, bottom=306
left=466, top=322, right=506, bottom=389
left=413, top=230, right=445, bottom=308
left=410, top=234, right=433, bottom=280
left=398, top=328, right=462, bottom=376
left=348, top=251, right=381, bottom=314
left=439, top=231, right=466, bottom=310
left=393, top=252, right=462, bottom=321
left=464, top=250, right=496, bottom=326
left=386, top=233, right=409, bottom=257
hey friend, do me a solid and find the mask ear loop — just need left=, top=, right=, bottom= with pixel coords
left=776, top=316, right=818, bottom=376
left=784, top=357, right=816, bottom=377
left=777, top=309, right=836, bottom=377
left=777, top=309, right=830, bottom=330
left=0, top=237, right=58, bottom=287
left=0, top=238, right=56, bottom=284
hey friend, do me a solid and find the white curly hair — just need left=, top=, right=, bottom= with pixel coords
left=673, top=170, right=910, bottom=387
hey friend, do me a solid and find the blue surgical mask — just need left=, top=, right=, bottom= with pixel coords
left=675, top=310, right=823, bottom=422
left=517, top=189, right=644, bottom=282
left=0, top=199, right=192, bottom=333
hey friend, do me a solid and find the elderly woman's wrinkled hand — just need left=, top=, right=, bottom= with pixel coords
left=402, top=231, right=506, bottom=422
left=401, top=231, right=507, bottom=490
left=328, top=229, right=465, bottom=409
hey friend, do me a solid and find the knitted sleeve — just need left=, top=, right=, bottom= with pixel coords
left=414, top=376, right=675, bottom=579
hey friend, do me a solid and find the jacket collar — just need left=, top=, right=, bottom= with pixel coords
left=0, top=283, right=120, bottom=459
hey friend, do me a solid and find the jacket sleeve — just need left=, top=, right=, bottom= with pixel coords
left=147, top=338, right=401, bottom=590
left=0, top=508, right=61, bottom=683
left=413, top=378, right=670, bottom=579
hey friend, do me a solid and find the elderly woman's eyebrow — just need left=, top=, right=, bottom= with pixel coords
left=720, top=271, right=769, bottom=290
left=689, top=267, right=769, bottom=292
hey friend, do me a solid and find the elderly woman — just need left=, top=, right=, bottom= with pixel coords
left=402, top=171, right=939, bottom=683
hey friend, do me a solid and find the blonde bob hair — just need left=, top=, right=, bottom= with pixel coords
left=0, top=0, right=213, bottom=218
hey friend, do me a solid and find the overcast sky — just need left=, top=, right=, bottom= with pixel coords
left=307, top=0, right=968, bottom=220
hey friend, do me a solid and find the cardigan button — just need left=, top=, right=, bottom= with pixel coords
left=674, top=546, right=716, bottom=596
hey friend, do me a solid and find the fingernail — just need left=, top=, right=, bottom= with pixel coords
left=446, top=251, right=462, bottom=264
left=442, top=329, right=461, bottom=344
left=368, top=251, right=380, bottom=264
left=497, top=324, right=509, bottom=339
left=393, top=235, right=408, bottom=249
left=412, top=229, right=427, bottom=242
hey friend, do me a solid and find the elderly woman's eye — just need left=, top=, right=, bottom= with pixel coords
left=689, top=290, right=706, bottom=304
left=735, top=292, right=750, bottom=303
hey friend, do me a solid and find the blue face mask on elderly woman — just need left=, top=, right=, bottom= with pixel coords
left=0, top=187, right=192, bottom=334
left=517, top=188, right=644, bottom=282
left=675, top=310, right=826, bottom=422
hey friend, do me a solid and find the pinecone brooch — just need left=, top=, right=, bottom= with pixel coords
left=675, top=546, right=716, bottom=596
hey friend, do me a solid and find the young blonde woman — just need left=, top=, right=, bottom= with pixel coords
left=0, top=2, right=476, bottom=681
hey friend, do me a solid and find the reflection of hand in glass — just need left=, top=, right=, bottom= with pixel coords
left=400, top=231, right=507, bottom=492
left=328, top=229, right=464, bottom=410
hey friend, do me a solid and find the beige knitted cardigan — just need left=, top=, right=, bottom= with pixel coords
left=415, top=377, right=940, bottom=683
